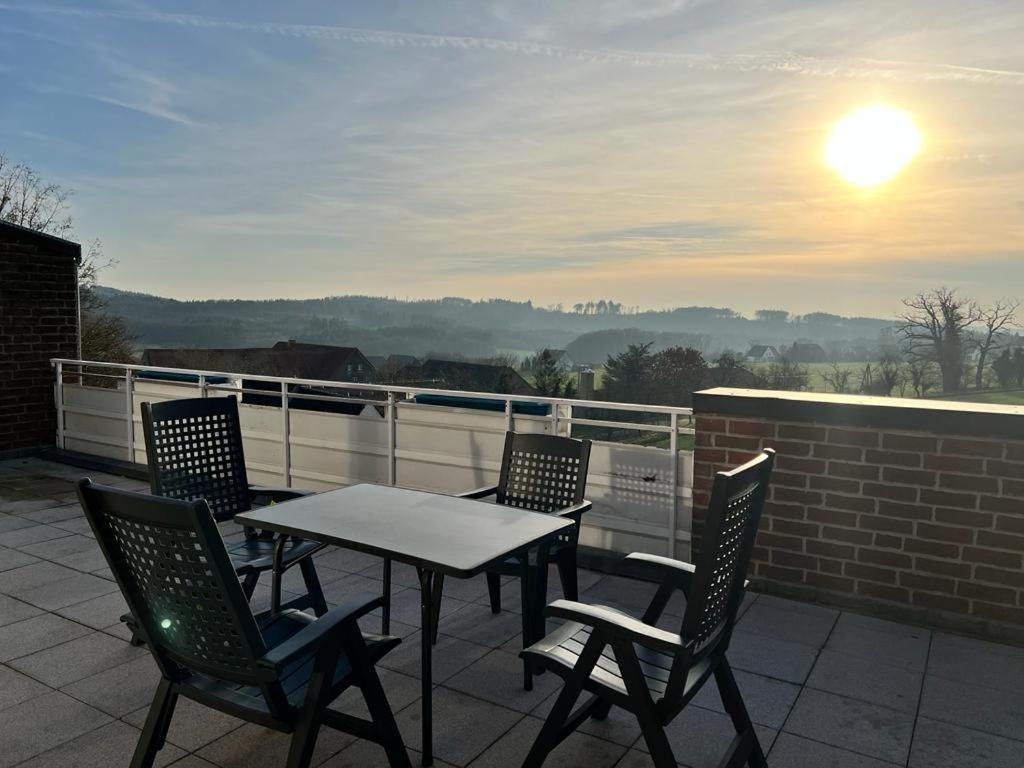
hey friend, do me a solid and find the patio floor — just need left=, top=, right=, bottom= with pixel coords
left=2, top=456, right=1024, bottom=767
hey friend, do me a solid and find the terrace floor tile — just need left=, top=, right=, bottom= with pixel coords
left=806, top=649, right=923, bottom=713
left=919, top=674, right=1024, bottom=743
left=468, top=714, right=626, bottom=768
left=909, top=716, right=1024, bottom=768
left=9, top=629, right=145, bottom=687
left=445, top=648, right=563, bottom=713
left=0, top=612, right=93, bottom=662
left=0, top=690, right=112, bottom=768
left=14, top=719, right=184, bottom=768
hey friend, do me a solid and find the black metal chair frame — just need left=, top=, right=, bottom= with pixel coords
left=76, top=479, right=410, bottom=768
left=520, top=449, right=775, bottom=768
left=430, top=431, right=592, bottom=652
left=140, top=396, right=328, bottom=619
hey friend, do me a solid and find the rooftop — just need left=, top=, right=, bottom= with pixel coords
left=3, top=456, right=1023, bottom=767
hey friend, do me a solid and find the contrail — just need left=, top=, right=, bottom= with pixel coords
left=3, top=4, right=1023, bottom=86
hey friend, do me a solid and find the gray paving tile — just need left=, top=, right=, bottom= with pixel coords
left=17, top=503, right=82, bottom=524
left=20, top=533, right=97, bottom=560
left=445, top=648, right=563, bottom=713
left=315, top=547, right=384, bottom=574
left=469, top=714, right=626, bottom=768
left=927, top=631, right=1024, bottom=694
left=379, top=631, right=491, bottom=683
left=0, top=664, right=50, bottom=712
left=14, top=571, right=120, bottom=610
left=385, top=586, right=469, bottom=628
left=0, top=560, right=81, bottom=593
left=125, top=697, right=245, bottom=751
left=532, top=689, right=643, bottom=747
left=726, top=628, right=819, bottom=684
left=393, top=686, right=523, bottom=766
left=0, top=593, right=43, bottom=627
left=330, top=667, right=422, bottom=720
left=55, top=589, right=129, bottom=630
left=167, top=758, right=219, bottom=768
left=48, top=517, right=96, bottom=536
left=0, top=690, right=112, bottom=768
left=56, top=546, right=112, bottom=573
left=0, top=514, right=36, bottom=533
left=15, top=719, right=184, bottom=768
left=61, top=654, right=160, bottom=716
left=634, top=704, right=776, bottom=768
left=919, top=674, right=1024, bottom=743
left=807, top=649, right=923, bottom=713
left=784, top=688, right=913, bottom=764
left=322, top=739, right=445, bottom=768
left=0, top=613, right=93, bottom=662
left=9, top=630, right=145, bottom=687
left=0, top=544, right=40, bottom=571
left=691, top=669, right=799, bottom=729
left=736, top=598, right=838, bottom=648
left=321, top=572, right=400, bottom=607
left=827, top=612, right=930, bottom=671
left=197, top=721, right=355, bottom=768
left=611, top=749, right=676, bottom=767
left=769, top=733, right=900, bottom=767
left=0, top=523, right=73, bottom=548
left=909, top=716, right=1024, bottom=768
left=437, top=601, right=525, bottom=648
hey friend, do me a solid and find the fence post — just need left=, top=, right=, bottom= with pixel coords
left=199, top=374, right=207, bottom=398
left=281, top=381, right=291, bottom=487
left=505, top=399, right=513, bottom=433
left=125, top=369, right=135, bottom=462
left=387, top=392, right=397, bottom=486
left=55, top=361, right=65, bottom=450
left=551, top=400, right=560, bottom=436
left=565, top=403, right=573, bottom=438
left=667, top=412, right=679, bottom=558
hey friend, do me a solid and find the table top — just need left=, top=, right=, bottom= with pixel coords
left=235, top=483, right=574, bottom=577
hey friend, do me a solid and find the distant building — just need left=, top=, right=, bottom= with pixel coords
left=786, top=342, right=828, bottom=363
left=142, top=340, right=375, bottom=383
left=396, top=358, right=536, bottom=395
left=745, top=345, right=780, bottom=364
left=577, top=368, right=596, bottom=399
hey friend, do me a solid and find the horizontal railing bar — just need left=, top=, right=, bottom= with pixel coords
left=50, top=358, right=694, bottom=417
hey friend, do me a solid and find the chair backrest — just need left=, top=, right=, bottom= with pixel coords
left=141, top=396, right=251, bottom=523
left=495, top=431, right=592, bottom=513
left=76, top=479, right=269, bottom=686
left=679, top=449, right=774, bottom=657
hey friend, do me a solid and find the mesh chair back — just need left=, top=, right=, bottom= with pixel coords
left=496, top=432, right=591, bottom=514
left=77, top=480, right=268, bottom=683
left=142, top=397, right=251, bottom=523
left=680, top=449, right=774, bottom=655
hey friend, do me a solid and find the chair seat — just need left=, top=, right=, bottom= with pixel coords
left=185, top=610, right=400, bottom=713
left=523, top=605, right=712, bottom=705
left=227, top=536, right=323, bottom=574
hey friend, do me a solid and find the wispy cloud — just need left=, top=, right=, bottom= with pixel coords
left=3, top=4, right=1024, bottom=87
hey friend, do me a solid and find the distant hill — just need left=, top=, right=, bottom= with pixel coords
left=98, top=287, right=895, bottom=363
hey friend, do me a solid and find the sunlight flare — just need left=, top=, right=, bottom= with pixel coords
left=825, top=104, right=922, bottom=188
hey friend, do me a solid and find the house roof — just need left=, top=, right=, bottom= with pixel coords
left=396, top=358, right=536, bottom=395
left=141, top=341, right=373, bottom=381
left=746, top=345, right=777, bottom=357
left=0, top=221, right=81, bottom=261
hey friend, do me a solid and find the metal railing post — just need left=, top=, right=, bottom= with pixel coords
left=387, top=392, right=397, bottom=486
left=551, top=399, right=560, bottom=435
left=199, top=374, right=207, bottom=398
left=281, top=381, right=291, bottom=487
left=505, top=399, right=513, bottom=433
left=565, top=403, right=573, bottom=438
left=55, top=361, right=64, bottom=449
left=125, top=369, right=135, bottom=462
left=667, top=412, right=679, bottom=558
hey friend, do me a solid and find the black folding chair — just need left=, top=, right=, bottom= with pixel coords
left=431, top=431, right=592, bottom=648
left=77, top=480, right=410, bottom=768
left=141, top=396, right=327, bottom=618
left=520, top=449, right=775, bottom=768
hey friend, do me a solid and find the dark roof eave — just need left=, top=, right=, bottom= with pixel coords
left=0, top=221, right=82, bottom=261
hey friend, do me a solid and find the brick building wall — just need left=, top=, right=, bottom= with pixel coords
left=0, top=222, right=80, bottom=456
left=692, top=388, right=1024, bottom=642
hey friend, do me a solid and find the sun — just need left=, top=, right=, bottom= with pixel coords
left=825, top=104, right=922, bottom=188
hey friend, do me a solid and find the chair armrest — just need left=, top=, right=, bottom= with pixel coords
left=544, top=599, right=684, bottom=654
left=553, top=500, right=592, bottom=519
left=248, top=485, right=313, bottom=505
left=457, top=485, right=498, bottom=500
left=258, top=593, right=385, bottom=671
left=625, top=552, right=697, bottom=592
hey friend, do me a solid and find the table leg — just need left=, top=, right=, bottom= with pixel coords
left=382, top=558, right=392, bottom=635
left=416, top=567, right=435, bottom=767
left=271, top=534, right=289, bottom=614
left=522, top=541, right=552, bottom=691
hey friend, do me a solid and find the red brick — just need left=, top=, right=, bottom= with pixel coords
left=962, top=546, right=1022, bottom=569
left=934, top=507, right=993, bottom=528
left=776, top=456, right=827, bottom=474
left=695, top=416, right=726, bottom=434
left=845, top=562, right=897, bottom=583
left=763, top=501, right=807, bottom=520
left=913, top=592, right=970, bottom=613
left=939, top=473, right=999, bottom=493
left=904, top=538, right=960, bottom=559
left=728, top=419, right=776, bottom=438
left=715, top=434, right=762, bottom=451
left=772, top=471, right=808, bottom=489
left=972, top=602, right=1024, bottom=624
left=942, top=438, right=1003, bottom=458
left=917, top=522, right=974, bottom=544
left=979, top=495, right=1023, bottom=516
left=772, top=518, right=820, bottom=538
left=813, top=443, right=863, bottom=461
left=806, top=540, right=856, bottom=559
left=883, top=433, right=938, bottom=452
left=757, top=532, right=804, bottom=552
left=772, top=550, right=817, bottom=570
left=860, top=515, right=914, bottom=535
left=874, top=533, right=904, bottom=549
left=995, top=515, right=1024, bottom=535
left=858, top=549, right=912, bottom=569
left=882, top=466, right=936, bottom=487
left=822, top=525, right=873, bottom=546
left=806, top=572, right=855, bottom=592
left=829, top=428, right=879, bottom=447
left=900, top=572, right=956, bottom=594
left=924, top=454, right=984, bottom=473
left=772, top=440, right=812, bottom=456
left=1004, top=443, right=1024, bottom=462
left=773, top=487, right=823, bottom=506
left=826, top=493, right=876, bottom=513
left=877, top=500, right=932, bottom=521
left=975, top=565, right=1024, bottom=589
left=758, top=564, right=805, bottom=582
left=863, top=482, right=918, bottom=502
left=920, top=488, right=978, bottom=511
left=1000, top=478, right=1024, bottom=498
left=857, top=582, right=909, bottom=603
left=866, top=449, right=921, bottom=468
left=976, top=529, right=1024, bottom=551
left=915, top=557, right=971, bottom=578
left=810, top=476, right=860, bottom=494
left=958, top=581, right=1018, bottom=605
left=808, top=507, right=858, bottom=527
left=830, top=462, right=880, bottom=481
left=987, top=460, right=1024, bottom=480
left=778, top=423, right=827, bottom=441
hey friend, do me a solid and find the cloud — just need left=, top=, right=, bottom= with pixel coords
left=3, top=4, right=1024, bottom=87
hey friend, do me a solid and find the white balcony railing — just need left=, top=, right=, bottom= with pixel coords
left=51, top=358, right=696, bottom=559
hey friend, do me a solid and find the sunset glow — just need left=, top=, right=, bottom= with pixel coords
left=825, top=105, right=922, bottom=188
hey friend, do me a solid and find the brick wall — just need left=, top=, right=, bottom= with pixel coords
left=0, top=223, right=80, bottom=456
left=692, top=388, right=1024, bottom=642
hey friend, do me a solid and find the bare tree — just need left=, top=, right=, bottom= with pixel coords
left=821, top=362, right=853, bottom=394
left=973, top=299, right=1019, bottom=389
left=897, top=288, right=981, bottom=393
left=0, top=153, right=74, bottom=235
left=906, top=357, right=936, bottom=397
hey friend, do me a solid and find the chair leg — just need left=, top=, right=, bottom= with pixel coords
left=430, top=574, right=444, bottom=645
left=241, top=572, right=259, bottom=601
left=486, top=572, right=502, bottom=614
left=359, top=659, right=413, bottom=768
left=615, top=641, right=676, bottom=768
left=130, top=678, right=177, bottom=768
left=715, top=659, right=767, bottom=768
left=299, top=557, right=329, bottom=617
left=589, top=698, right=612, bottom=721
left=286, top=672, right=330, bottom=768
left=556, top=548, right=579, bottom=602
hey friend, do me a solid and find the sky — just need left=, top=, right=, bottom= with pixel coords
left=1, top=1, right=1022, bottom=317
